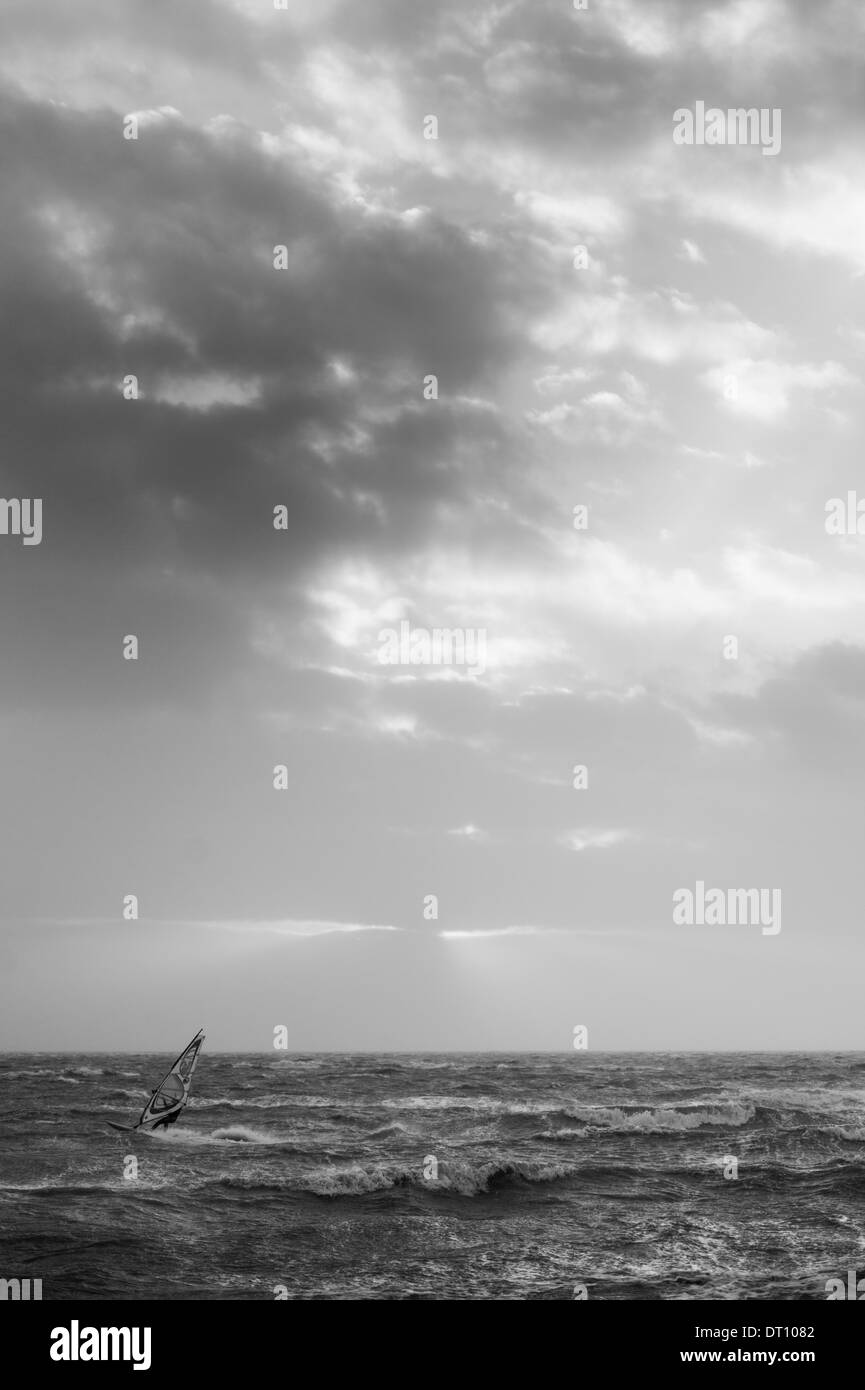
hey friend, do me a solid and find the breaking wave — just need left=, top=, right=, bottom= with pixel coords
left=302, top=1157, right=581, bottom=1197
left=554, top=1101, right=756, bottom=1133
left=207, top=1125, right=282, bottom=1145
left=144, top=1124, right=281, bottom=1146
left=381, top=1095, right=755, bottom=1132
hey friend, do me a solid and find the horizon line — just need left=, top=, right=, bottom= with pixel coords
left=2, top=1047, right=863, bottom=1056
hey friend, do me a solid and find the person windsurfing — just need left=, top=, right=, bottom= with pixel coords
left=151, top=1106, right=181, bottom=1132
left=107, top=1029, right=205, bottom=1133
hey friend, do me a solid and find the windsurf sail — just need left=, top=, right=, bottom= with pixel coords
left=134, top=1029, right=205, bottom=1131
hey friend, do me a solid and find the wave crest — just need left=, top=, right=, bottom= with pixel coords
left=304, top=1156, right=580, bottom=1197
left=556, top=1101, right=755, bottom=1134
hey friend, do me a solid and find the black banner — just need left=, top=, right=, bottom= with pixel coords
left=6, top=1298, right=859, bottom=1375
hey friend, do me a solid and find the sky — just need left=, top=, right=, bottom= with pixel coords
left=1, top=0, right=864, bottom=1050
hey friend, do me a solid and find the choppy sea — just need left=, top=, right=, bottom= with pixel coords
left=2, top=1052, right=864, bottom=1299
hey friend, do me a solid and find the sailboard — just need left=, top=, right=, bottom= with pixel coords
left=108, top=1029, right=205, bottom=1133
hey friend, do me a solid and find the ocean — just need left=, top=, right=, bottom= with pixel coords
left=1, top=1052, right=863, bottom=1300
